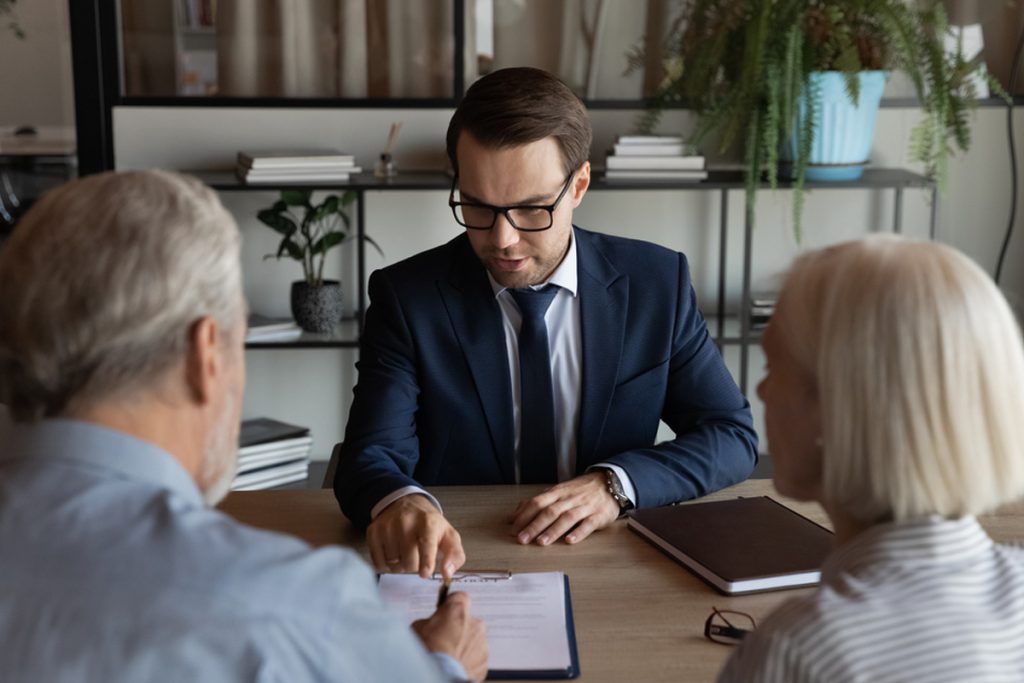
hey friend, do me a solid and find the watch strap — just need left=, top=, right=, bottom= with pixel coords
left=602, top=468, right=634, bottom=515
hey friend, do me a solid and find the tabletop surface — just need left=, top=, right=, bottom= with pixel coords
left=218, top=479, right=1024, bottom=682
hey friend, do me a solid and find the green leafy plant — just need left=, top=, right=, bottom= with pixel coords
left=257, top=189, right=382, bottom=287
left=630, top=0, right=1004, bottom=235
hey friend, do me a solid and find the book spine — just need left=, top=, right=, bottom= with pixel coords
left=606, top=156, right=705, bottom=170
left=612, top=144, right=688, bottom=156
left=617, top=136, right=685, bottom=145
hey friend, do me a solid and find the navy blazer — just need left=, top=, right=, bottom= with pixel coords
left=335, top=227, right=758, bottom=528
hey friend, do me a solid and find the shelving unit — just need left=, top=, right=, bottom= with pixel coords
left=197, top=171, right=454, bottom=351
left=196, top=168, right=936, bottom=394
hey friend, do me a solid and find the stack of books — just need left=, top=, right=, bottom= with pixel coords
left=750, top=294, right=777, bottom=330
left=245, top=313, right=303, bottom=344
left=605, top=135, right=707, bottom=181
left=236, top=149, right=362, bottom=184
left=232, top=418, right=313, bottom=490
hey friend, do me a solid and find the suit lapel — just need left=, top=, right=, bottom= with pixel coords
left=437, top=238, right=516, bottom=483
left=576, top=229, right=628, bottom=472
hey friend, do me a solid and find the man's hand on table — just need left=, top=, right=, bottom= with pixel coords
left=367, top=494, right=465, bottom=580
left=508, top=471, right=620, bottom=545
left=413, top=592, right=489, bottom=682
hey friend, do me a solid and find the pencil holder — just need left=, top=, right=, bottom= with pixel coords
left=374, top=153, right=397, bottom=178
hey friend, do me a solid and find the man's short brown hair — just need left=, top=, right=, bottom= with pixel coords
left=446, top=67, right=592, bottom=175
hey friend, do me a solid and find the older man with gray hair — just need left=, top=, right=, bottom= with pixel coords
left=0, top=170, right=487, bottom=682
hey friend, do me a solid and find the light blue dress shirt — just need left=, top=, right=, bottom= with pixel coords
left=0, top=419, right=467, bottom=682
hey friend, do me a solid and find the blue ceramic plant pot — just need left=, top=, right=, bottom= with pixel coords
left=785, top=71, right=888, bottom=181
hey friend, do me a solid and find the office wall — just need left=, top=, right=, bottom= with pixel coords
left=0, top=0, right=74, bottom=131
left=1, top=2, right=1020, bottom=466
left=112, top=105, right=1024, bottom=461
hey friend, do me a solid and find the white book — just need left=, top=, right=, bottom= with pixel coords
left=605, top=169, right=709, bottom=181
left=245, top=314, right=302, bottom=342
left=606, top=155, right=705, bottom=171
left=231, top=459, right=310, bottom=490
left=238, top=149, right=356, bottom=169
left=242, top=164, right=360, bottom=176
left=238, top=453, right=310, bottom=476
left=239, top=435, right=314, bottom=458
left=237, top=445, right=313, bottom=474
left=612, top=143, right=689, bottom=156
left=239, top=171, right=354, bottom=184
left=617, top=135, right=685, bottom=145
left=246, top=328, right=303, bottom=343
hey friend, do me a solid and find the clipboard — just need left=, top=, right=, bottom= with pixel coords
left=378, top=570, right=580, bottom=680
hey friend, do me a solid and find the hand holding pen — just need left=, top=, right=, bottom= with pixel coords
left=437, top=576, right=452, bottom=607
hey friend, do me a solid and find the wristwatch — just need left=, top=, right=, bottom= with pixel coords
left=603, top=468, right=635, bottom=517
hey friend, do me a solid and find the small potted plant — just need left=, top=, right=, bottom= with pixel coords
left=257, top=189, right=381, bottom=333
left=634, top=0, right=1001, bottom=237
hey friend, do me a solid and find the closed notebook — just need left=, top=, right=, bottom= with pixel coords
left=627, top=496, right=833, bottom=595
left=238, top=417, right=310, bottom=448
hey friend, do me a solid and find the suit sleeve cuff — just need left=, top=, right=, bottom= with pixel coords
left=586, top=464, right=638, bottom=506
left=370, top=486, right=444, bottom=520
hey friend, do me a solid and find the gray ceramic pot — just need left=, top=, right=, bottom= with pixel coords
left=290, top=280, right=342, bottom=333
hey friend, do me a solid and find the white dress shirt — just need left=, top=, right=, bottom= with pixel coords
left=372, top=229, right=636, bottom=519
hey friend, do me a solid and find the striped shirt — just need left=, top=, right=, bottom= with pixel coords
left=718, top=515, right=1024, bottom=682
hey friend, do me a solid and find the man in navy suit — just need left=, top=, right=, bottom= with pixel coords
left=335, top=67, right=757, bottom=580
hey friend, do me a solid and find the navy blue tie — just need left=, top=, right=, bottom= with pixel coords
left=509, top=285, right=560, bottom=484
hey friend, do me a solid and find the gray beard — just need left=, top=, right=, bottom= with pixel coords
left=198, top=393, right=238, bottom=506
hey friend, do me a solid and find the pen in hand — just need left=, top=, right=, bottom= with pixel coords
left=436, top=577, right=451, bottom=608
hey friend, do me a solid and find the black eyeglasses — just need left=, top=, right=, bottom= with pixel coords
left=448, top=171, right=576, bottom=232
left=704, top=607, right=755, bottom=646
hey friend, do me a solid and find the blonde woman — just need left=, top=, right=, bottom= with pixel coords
left=719, top=235, right=1024, bottom=682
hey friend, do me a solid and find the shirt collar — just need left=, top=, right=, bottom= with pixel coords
left=486, top=227, right=579, bottom=298
left=820, top=515, right=993, bottom=584
left=3, top=418, right=205, bottom=507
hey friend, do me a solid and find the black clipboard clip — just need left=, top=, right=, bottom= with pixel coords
left=430, top=569, right=512, bottom=583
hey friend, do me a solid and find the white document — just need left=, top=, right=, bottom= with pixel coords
left=377, top=570, right=573, bottom=673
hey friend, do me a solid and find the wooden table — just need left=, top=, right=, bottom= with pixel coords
left=218, top=480, right=1024, bottom=682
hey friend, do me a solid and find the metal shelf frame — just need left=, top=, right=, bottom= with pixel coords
left=199, top=169, right=937, bottom=395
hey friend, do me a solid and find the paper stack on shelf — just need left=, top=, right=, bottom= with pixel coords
left=232, top=418, right=313, bottom=491
left=245, top=313, right=303, bottom=343
left=605, top=135, right=707, bottom=181
left=750, top=294, right=776, bottom=330
left=236, top=149, right=362, bottom=184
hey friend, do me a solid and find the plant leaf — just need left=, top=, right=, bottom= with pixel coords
left=257, top=209, right=297, bottom=236
left=280, top=190, right=312, bottom=207
left=362, top=233, right=385, bottom=258
left=269, top=235, right=305, bottom=261
left=311, top=231, right=347, bottom=255
left=312, top=195, right=339, bottom=223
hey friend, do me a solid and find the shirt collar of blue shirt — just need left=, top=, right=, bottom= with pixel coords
left=486, top=226, right=579, bottom=298
left=4, top=418, right=206, bottom=508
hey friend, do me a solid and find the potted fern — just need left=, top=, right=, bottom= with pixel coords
left=637, top=0, right=998, bottom=237
left=257, top=189, right=381, bottom=333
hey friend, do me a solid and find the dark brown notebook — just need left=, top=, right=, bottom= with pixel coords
left=627, top=496, right=834, bottom=594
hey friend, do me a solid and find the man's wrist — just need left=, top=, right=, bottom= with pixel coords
left=370, top=486, right=443, bottom=520
left=601, top=468, right=635, bottom=516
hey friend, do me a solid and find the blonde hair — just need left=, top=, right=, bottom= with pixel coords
left=0, top=170, right=242, bottom=420
left=776, top=234, right=1024, bottom=522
